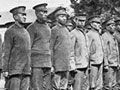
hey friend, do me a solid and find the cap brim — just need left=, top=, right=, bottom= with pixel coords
left=115, top=20, right=120, bottom=23
left=33, top=3, right=48, bottom=10
left=10, top=6, right=26, bottom=13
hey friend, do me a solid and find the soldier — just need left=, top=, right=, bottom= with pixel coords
left=114, top=18, right=120, bottom=88
left=70, top=13, right=89, bottom=90
left=27, top=3, right=52, bottom=90
left=0, top=15, right=2, bottom=78
left=113, top=18, right=120, bottom=42
left=66, top=19, right=76, bottom=32
left=87, top=15, right=104, bottom=90
left=50, top=6, right=72, bottom=90
left=66, top=19, right=76, bottom=90
left=3, top=6, right=31, bottom=90
left=102, top=19, right=119, bottom=90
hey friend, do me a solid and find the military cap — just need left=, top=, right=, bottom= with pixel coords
left=33, top=3, right=48, bottom=12
left=114, top=17, right=120, bottom=24
left=75, top=12, right=87, bottom=17
left=10, top=6, right=26, bottom=15
left=74, top=12, right=87, bottom=21
left=87, top=15, right=101, bottom=23
left=102, top=19, right=114, bottom=27
left=53, top=6, right=67, bottom=17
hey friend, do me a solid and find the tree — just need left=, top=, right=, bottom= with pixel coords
left=70, top=0, right=120, bottom=16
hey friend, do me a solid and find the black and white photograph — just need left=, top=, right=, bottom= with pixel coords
left=0, top=0, right=120, bottom=90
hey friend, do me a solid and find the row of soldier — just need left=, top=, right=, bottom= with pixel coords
left=1, top=2, right=120, bottom=90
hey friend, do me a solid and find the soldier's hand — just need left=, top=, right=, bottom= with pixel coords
left=88, top=67, right=91, bottom=73
left=104, top=66, right=109, bottom=71
left=51, top=67, right=54, bottom=73
left=3, top=72, right=8, bottom=77
left=117, top=64, right=120, bottom=70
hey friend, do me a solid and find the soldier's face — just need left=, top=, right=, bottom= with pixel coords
left=14, top=13, right=26, bottom=23
left=116, top=24, right=120, bottom=32
left=56, top=14, right=67, bottom=25
left=91, top=22, right=101, bottom=30
left=106, top=23, right=115, bottom=33
left=67, top=25, right=73, bottom=32
left=75, top=16, right=86, bottom=27
left=36, top=10, right=47, bottom=21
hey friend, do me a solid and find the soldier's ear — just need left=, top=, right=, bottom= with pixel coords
left=13, top=14, right=19, bottom=20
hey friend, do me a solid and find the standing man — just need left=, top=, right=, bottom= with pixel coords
left=27, top=3, right=52, bottom=90
left=102, top=19, right=119, bottom=90
left=114, top=18, right=120, bottom=88
left=0, top=15, right=3, bottom=78
left=3, top=6, right=31, bottom=90
left=50, top=7, right=72, bottom=90
left=70, top=13, right=89, bottom=90
left=87, top=15, right=104, bottom=90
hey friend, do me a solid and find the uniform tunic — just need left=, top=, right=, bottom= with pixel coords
left=71, top=28, right=89, bottom=69
left=102, top=31, right=119, bottom=89
left=0, top=34, right=2, bottom=70
left=50, top=23, right=71, bottom=72
left=102, top=31, right=119, bottom=67
left=71, top=28, right=89, bottom=90
left=3, top=22, right=31, bottom=76
left=87, top=29, right=104, bottom=89
left=87, top=29, right=104, bottom=65
left=27, top=21, right=51, bottom=68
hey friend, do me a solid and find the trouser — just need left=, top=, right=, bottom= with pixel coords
left=103, top=66, right=117, bottom=90
left=116, top=68, right=120, bottom=89
left=67, top=70, right=77, bottom=90
left=5, top=74, right=30, bottom=90
left=30, top=67, right=51, bottom=90
left=73, top=68, right=89, bottom=90
left=90, top=64, right=103, bottom=90
left=52, top=71, right=69, bottom=90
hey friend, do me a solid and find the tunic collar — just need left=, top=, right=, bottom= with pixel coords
left=15, top=21, right=24, bottom=28
left=36, top=19, right=46, bottom=24
left=56, top=22, right=66, bottom=28
left=76, top=27, right=85, bottom=33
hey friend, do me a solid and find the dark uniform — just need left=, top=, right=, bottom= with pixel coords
left=27, top=3, right=52, bottom=90
left=3, top=6, right=31, bottom=90
left=0, top=15, right=2, bottom=75
left=50, top=7, right=71, bottom=90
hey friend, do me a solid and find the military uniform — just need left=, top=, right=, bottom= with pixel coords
left=114, top=18, right=120, bottom=87
left=87, top=16, right=104, bottom=90
left=70, top=13, right=89, bottom=90
left=27, top=3, right=52, bottom=90
left=50, top=7, right=71, bottom=90
left=3, top=6, right=31, bottom=90
left=102, top=19, right=120, bottom=90
left=0, top=15, right=2, bottom=73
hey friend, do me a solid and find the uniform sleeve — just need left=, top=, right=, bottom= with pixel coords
left=113, top=31, right=120, bottom=43
left=0, top=35, right=2, bottom=70
left=101, top=35, right=109, bottom=66
left=113, top=31, right=120, bottom=65
left=27, top=25, right=35, bottom=47
left=70, top=32, right=77, bottom=62
left=3, top=30, right=13, bottom=72
left=70, top=32, right=77, bottom=70
left=87, top=33, right=96, bottom=56
left=50, top=29, right=57, bottom=65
